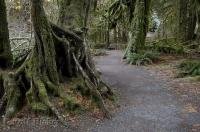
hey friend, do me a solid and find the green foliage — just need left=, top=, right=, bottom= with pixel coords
left=107, top=0, right=128, bottom=28
left=64, top=96, right=80, bottom=112
left=127, top=50, right=160, bottom=65
left=147, top=38, right=186, bottom=54
left=178, top=60, right=200, bottom=77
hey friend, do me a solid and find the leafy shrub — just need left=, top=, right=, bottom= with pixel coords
left=178, top=60, right=200, bottom=77
left=147, top=38, right=186, bottom=54
left=127, top=51, right=160, bottom=65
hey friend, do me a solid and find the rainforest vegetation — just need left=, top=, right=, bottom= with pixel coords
left=0, top=0, right=200, bottom=131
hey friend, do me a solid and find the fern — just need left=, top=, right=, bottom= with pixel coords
left=178, top=60, right=200, bottom=77
left=127, top=51, right=160, bottom=65
left=147, top=38, right=186, bottom=54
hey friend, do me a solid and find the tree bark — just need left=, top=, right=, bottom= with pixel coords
left=124, top=0, right=151, bottom=58
left=58, top=0, right=85, bottom=29
left=179, top=0, right=196, bottom=42
left=0, top=0, right=13, bottom=68
left=0, top=0, right=113, bottom=124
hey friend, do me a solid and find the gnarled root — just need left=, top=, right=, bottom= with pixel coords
left=72, top=53, right=111, bottom=118
left=0, top=23, right=113, bottom=125
left=0, top=68, right=68, bottom=126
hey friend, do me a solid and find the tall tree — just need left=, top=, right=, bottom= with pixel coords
left=179, top=0, right=196, bottom=42
left=58, top=0, right=85, bottom=28
left=124, top=0, right=151, bottom=58
left=193, top=0, right=200, bottom=43
left=0, top=0, right=112, bottom=124
left=0, top=0, right=12, bottom=68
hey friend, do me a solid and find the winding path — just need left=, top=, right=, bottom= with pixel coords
left=3, top=50, right=199, bottom=132
left=90, top=50, right=195, bottom=132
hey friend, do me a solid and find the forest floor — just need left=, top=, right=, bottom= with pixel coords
left=1, top=50, right=200, bottom=132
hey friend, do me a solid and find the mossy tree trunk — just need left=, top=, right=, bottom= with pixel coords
left=196, top=3, right=200, bottom=43
left=179, top=0, right=196, bottom=42
left=20, top=0, right=31, bottom=21
left=0, top=0, right=13, bottom=68
left=124, top=0, right=151, bottom=58
left=58, top=0, right=85, bottom=29
left=106, top=27, right=111, bottom=48
left=0, top=0, right=61, bottom=122
left=0, top=0, right=112, bottom=124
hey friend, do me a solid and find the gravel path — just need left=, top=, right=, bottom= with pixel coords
left=90, top=50, right=197, bottom=132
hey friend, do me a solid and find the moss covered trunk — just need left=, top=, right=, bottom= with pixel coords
left=196, top=9, right=200, bottom=43
left=31, top=0, right=59, bottom=85
left=124, top=0, right=151, bottom=58
left=179, top=0, right=196, bottom=42
left=58, top=0, right=85, bottom=28
left=0, top=0, right=113, bottom=124
left=0, top=0, right=12, bottom=68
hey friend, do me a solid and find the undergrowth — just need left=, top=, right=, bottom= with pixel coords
left=146, top=38, right=186, bottom=54
left=126, top=38, right=188, bottom=66
left=178, top=60, right=200, bottom=77
left=126, top=50, right=160, bottom=65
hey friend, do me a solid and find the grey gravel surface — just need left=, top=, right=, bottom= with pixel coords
left=90, top=50, right=198, bottom=132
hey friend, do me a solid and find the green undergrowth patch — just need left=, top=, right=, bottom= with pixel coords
left=126, top=38, right=188, bottom=66
left=177, top=59, right=200, bottom=77
left=146, top=38, right=186, bottom=54
left=127, top=50, right=160, bottom=65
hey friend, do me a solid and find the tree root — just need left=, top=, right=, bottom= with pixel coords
left=72, top=53, right=111, bottom=118
left=0, top=16, right=113, bottom=126
left=0, top=59, right=68, bottom=126
left=0, top=72, right=21, bottom=122
left=85, top=63, right=114, bottom=96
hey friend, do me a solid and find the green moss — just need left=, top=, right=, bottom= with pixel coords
left=124, top=0, right=152, bottom=58
left=31, top=102, right=49, bottom=112
left=26, top=87, right=35, bottom=105
left=69, top=76, right=92, bottom=97
left=64, top=96, right=80, bottom=111
left=37, top=80, right=49, bottom=104
left=58, top=0, right=85, bottom=28
left=4, top=74, right=22, bottom=118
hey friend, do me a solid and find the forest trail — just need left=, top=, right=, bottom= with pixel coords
left=2, top=50, right=199, bottom=132
left=91, top=50, right=197, bottom=132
